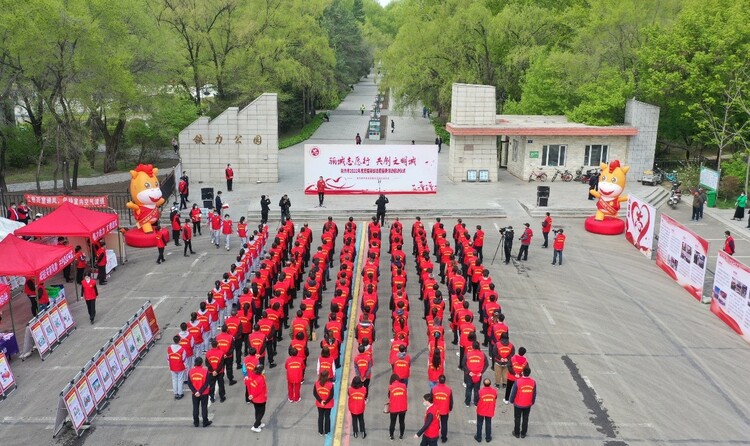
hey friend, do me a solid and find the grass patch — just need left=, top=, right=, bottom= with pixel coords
left=6, top=158, right=132, bottom=184
left=279, top=114, right=326, bottom=149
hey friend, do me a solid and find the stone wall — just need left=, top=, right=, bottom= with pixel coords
left=178, top=93, right=279, bottom=186
left=448, top=84, right=498, bottom=182
left=624, top=99, right=660, bottom=182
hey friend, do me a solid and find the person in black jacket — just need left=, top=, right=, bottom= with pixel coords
left=260, top=195, right=271, bottom=225
left=215, top=191, right=223, bottom=211
left=279, top=195, right=291, bottom=224
left=375, top=194, right=389, bottom=226
left=502, top=226, right=514, bottom=265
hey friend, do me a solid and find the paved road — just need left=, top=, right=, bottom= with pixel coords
left=1, top=74, right=749, bottom=446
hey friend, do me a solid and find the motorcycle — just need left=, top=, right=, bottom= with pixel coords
left=580, top=167, right=600, bottom=184
left=667, top=181, right=682, bottom=208
left=641, top=164, right=664, bottom=186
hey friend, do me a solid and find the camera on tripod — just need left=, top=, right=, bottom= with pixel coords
left=498, top=226, right=512, bottom=235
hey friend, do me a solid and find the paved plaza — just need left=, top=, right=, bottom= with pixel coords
left=1, top=75, right=749, bottom=446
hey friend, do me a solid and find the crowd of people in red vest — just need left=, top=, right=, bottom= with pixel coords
left=166, top=213, right=537, bottom=440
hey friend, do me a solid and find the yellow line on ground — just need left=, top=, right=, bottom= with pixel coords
left=332, top=223, right=368, bottom=446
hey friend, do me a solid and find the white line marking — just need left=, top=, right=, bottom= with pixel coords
left=493, top=223, right=500, bottom=232
left=540, top=304, right=556, bottom=325
left=191, top=252, right=208, bottom=268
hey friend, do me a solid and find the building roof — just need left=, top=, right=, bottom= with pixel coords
left=446, top=114, right=638, bottom=137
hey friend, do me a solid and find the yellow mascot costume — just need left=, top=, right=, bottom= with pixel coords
left=585, top=160, right=629, bottom=235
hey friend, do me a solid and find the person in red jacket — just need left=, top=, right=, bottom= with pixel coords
left=388, top=373, right=408, bottom=440
left=316, top=176, right=326, bottom=207
left=313, top=370, right=335, bottom=436
left=222, top=214, right=233, bottom=251
left=348, top=376, right=367, bottom=438
left=171, top=211, right=182, bottom=246
left=225, top=163, right=234, bottom=191
left=464, top=341, right=489, bottom=406
left=155, top=222, right=168, bottom=264
left=36, top=281, right=50, bottom=312
left=182, top=218, right=196, bottom=257
left=73, top=245, right=87, bottom=284
left=724, top=230, right=735, bottom=256
left=237, top=216, right=248, bottom=246
left=414, top=393, right=440, bottom=446
left=246, top=364, right=268, bottom=432
left=178, top=176, right=189, bottom=210
left=210, top=210, right=222, bottom=247
left=504, top=347, right=528, bottom=403
left=473, top=225, right=485, bottom=263
left=206, top=339, right=226, bottom=403
left=168, top=335, right=187, bottom=399
left=190, top=203, right=202, bottom=236
left=95, top=240, right=108, bottom=285
left=475, top=379, right=497, bottom=442
left=510, top=367, right=537, bottom=438
left=516, top=223, right=532, bottom=261
left=541, top=212, right=552, bottom=248
left=81, top=274, right=98, bottom=323
left=187, top=357, right=212, bottom=427
left=285, top=349, right=305, bottom=402
left=552, top=228, right=566, bottom=265
left=431, top=374, right=453, bottom=443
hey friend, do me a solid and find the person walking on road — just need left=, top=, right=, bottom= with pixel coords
left=516, top=223, right=532, bottom=261
left=168, top=335, right=187, bottom=399
left=317, top=176, right=326, bottom=207
left=182, top=218, right=196, bottom=256
left=81, top=274, right=99, bottom=323
left=225, top=164, right=234, bottom=191
left=155, top=222, right=168, bottom=264
left=588, top=172, right=599, bottom=200
left=724, top=231, right=736, bottom=256
left=551, top=229, right=566, bottom=266
left=541, top=212, right=552, bottom=248
left=733, top=192, right=746, bottom=220
left=475, top=379, right=497, bottom=442
left=360, top=104, right=365, bottom=115
left=435, top=136, right=443, bottom=153
left=314, top=370, right=335, bottom=436
left=355, top=133, right=362, bottom=145
left=188, top=357, right=212, bottom=427
left=246, top=364, right=268, bottom=432
left=391, top=119, right=395, bottom=133
left=414, top=393, right=440, bottom=446
left=510, top=367, right=537, bottom=439
left=348, top=376, right=368, bottom=438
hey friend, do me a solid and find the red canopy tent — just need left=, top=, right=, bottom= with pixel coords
left=14, top=201, right=118, bottom=240
left=0, top=236, right=74, bottom=332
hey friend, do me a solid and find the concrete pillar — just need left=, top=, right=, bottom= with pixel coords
left=447, top=84, right=498, bottom=182
left=625, top=99, right=660, bottom=182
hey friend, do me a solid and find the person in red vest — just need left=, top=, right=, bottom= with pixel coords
left=348, top=376, right=367, bottom=438
left=216, top=324, right=237, bottom=385
left=155, top=222, right=168, bottom=264
left=285, top=348, right=305, bottom=402
left=504, top=347, right=528, bottom=403
left=388, top=373, right=408, bottom=440
left=178, top=176, right=189, bottom=210
left=73, top=245, right=87, bottom=284
left=182, top=218, right=196, bottom=257
left=168, top=335, right=187, bottom=399
left=23, top=277, right=38, bottom=317
left=205, top=339, right=227, bottom=403
left=516, top=223, right=532, bottom=261
left=316, top=176, right=326, bottom=207
left=492, top=332, right=514, bottom=388
left=225, top=163, right=234, bottom=191
left=475, top=379, right=497, bottom=442
left=17, top=201, right=30, bottom=224
left=724, top=231, right=735, bottom=256
left=6, top=202, right=19, bottom=221
left=222, top=214, right=233, bottom=251
left=95, top=240, right=108, bottom=284
left=246, top=364, right=268, bottom=432
left=541, top=212, right=552, bottom=248
left=431, top=374, right=453, bottom=443
left=210, top=210, right=222, bottom=247
left=552, top=228, right=566, bottom=265
left=171, top=210, right=182, bottom=246
left=237, top=216, right=248, bottom=246
left=473, top=225, right=485, bottom=263
left=187, top=357, right=212, bottom=427
left=313, top=370, right=335, bottom=436
left=510, top=367, right=537, bottom=438
left=190, top=203, right=202, bottom=236
left=353, top=344, right=373, bottom=398
left=81, top=274, right=99, bottom=324
left=392, top=344, right=411, bottom=386
left=463, top=341, right=488, bottom=406
left=37, top=281, right=50, bottom=312
left=414, top=393, right=440, bottom=446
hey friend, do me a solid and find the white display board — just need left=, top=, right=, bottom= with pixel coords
left=304, top=144, right=439, bottom=194
left=655, top=214, right=709, bottom=301
left=710, top=251, right=750, bottom=344
left=699, top=167, right=719, bottom=190
left=625, top=194, right=656, bottom=258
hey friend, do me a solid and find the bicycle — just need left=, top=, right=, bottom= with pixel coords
left=551, top=169, right=573, bottom=182
left=528, top=170, right=548, bottom=182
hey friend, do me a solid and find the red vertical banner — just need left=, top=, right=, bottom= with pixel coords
left=143, top=304, right=160, bottom=339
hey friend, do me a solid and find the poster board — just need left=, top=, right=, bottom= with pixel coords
left=39, top=314, right=58, bottom=346
left=624, top=194, right=656, bottom=258
left=48, top=306, right=66, bottom=338
left=138, top=312, right=154, bottom=344
left=30, top=320, right=51, bottom=357
left=129, top=320, right=147, bottom=354
left=58, top=300, right=75, bottom=331
left=304, top=144, right=439, bottom=194
left=85, top=365, right=106, bottom=407
left=75, top=376, right=96, bottom=417
left=105, top=344, right=124, bottom=384
left=0, top=352, right=16, bottom=398
left=699, top=167, right=720, bottom=190
left=95, top=354, right=114, bottom=395
left=710, top=251, right=750, bottom=344
left=114, top=336, right=132, bottom=372
left=655, top=214, right=709, bottom=300
left=0, top=283, right=9, bottom=311
left=123, top=328, right=139, bottom=363
left=64, top=386, right=87, bottom=431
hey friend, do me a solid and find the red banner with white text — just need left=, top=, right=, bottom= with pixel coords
left=24, top=194, right=109, bottom=209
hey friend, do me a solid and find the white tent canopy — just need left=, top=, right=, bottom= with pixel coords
left=0, top=217, right=25, bottom=242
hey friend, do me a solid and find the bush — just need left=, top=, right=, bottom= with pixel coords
left=721, top=152, right=747, bottom=187
left=431, top=118, right=450, bottom=145
left=279, top=114, right=325, bottom=149
left=6, top=124, right=40, bottom=168
left=719, top=175, right=743, bottom=200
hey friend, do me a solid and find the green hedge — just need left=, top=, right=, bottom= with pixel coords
left=279, top=114, right=326, bottom=149
left=431, top=118, right=450, bottom=145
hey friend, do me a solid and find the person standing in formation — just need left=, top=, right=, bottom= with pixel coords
left=81, top=274, right=99, bottom=324
left=237, top=217, right=248, bottom=246
left=317, top=176, right=326, bottom=207
left=168, top=335, right=187, bottom=399
left=246, top=364, right=268, bottom=433
left=155, top=222, right=167, bottom=264
left=388, top=373, right=408, bottom=440
left=516, top=223, right=532, bottom=261
left=188, top=357, right=212, bottom=428
left=182, top=218, right=196, bottom=256
left=95, top=240, right=108, bottom=285
left=510, top=368, right=537, bottom=439
left=541, top=212, right=552, bottom=248
left=475, top=379, right=497, bottom=442
left=348, top=376, right=367, bottom=438
left=414, top=393, right=440, bottom=446
left=552, top=229, right=566, bottom=265
left=225, top=164, right=234, bottom=192
left=190, top=203, right=202, bottom=236
left=473, top=225, right=484, bottom=263
left=206, top=339, right=227, bottom=403
left=314, top=370, right=335, bottom=436
left=222, top=214, right=233, bottom=251
left=260, top=195, right=271, bottom=225
left=431, top=375, right=453, bottom=443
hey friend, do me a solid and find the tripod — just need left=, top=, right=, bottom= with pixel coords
left=491, top=232, right=505, bottom=265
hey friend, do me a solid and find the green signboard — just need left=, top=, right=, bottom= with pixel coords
left=529, top=151, right=539, bottom=159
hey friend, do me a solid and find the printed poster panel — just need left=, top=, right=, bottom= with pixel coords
left=95, top=354, right=114, bottom=393
left=85, top=366, right=106, bottom=405
left=48, top=306, right=66, bottom=338
left=114, top=337, right=132, bottom=372
left=123, top=328, right=139, bottom=360
left=57, top=300, right=75, bottom=331
left=30, top=320, right=50, bottom=355
left=625, top=194, right=656, bottom=258
left=75, top=377, right=96, bottom=417
left=129, top=320, right=146, bottom=353
left=656, top=214, right=709, bottom=301
left=710, top=251, right=750, bottom=344
left=304, top=144, right=439, bottom=194
left=0, top=353, right=15, bottom=391
left=64, top=387, right=87, bottom=430
left=105, top=344, right=123, bottom=381
left=138, top=312, right=154, bottom=344
left=39, top=314, right=58, bottom=346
